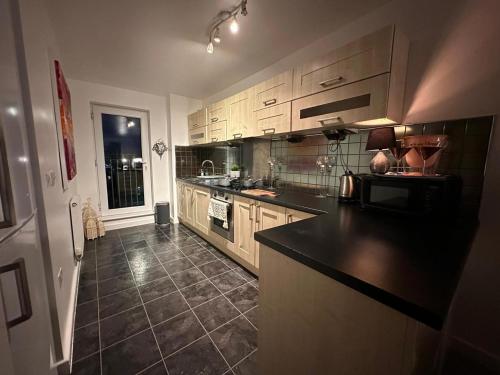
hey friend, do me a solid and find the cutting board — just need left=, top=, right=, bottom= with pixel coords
left=241, top=189, right=278, bottom=197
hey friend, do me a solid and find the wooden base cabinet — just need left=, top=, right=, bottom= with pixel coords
left=254, top=202, right=286, bottom=269
left=177, top=182, right=185, bottom=220
left=285, top=208, right=316, bottom=223
left=233, top=196, right=257, bottom=265
left=193, top=187, right=210, bottom=235
left=183, top=184, right=194, bottom=225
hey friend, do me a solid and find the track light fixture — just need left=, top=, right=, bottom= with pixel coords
left=206, top=0, right=248, bottom=54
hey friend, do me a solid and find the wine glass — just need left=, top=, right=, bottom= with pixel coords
left=316, top=156, right=328, bottom=197
left=389, top=140, right=411, bottom=174
left=402, top=135, right=448, bottom=175
left=324, top=155, right=336, bottom=196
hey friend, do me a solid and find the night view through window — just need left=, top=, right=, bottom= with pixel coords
left=101, top=113, right=145, bottom=209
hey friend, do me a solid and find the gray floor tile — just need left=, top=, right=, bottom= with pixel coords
left=138, top=361, right=168, bottom=375
left=243, top=306, right=258, bottom=329
left=210, top=271, right=246, bottom=293
left=179, top=243, right=206, bottom=256
left=124, top=240, right=149, bottom=251
left=153, top=311, right=205, bottom=357
left=97, top=261, right=131, bottom=280
left=144, top=291, right=190, bottom=325
left=96, top=252, right=128, bottom=268
left=75, top=300, right=98, bottom=328
left=133, top=264, right=169, bottom=286
left=181, top=280, right=221, bottom=308
left=99, top=287, right=142, bottom=319
left=126, top=247, right=154, bottom=261
left=210, top=316, right=257, bottom=366
left=163, top=258, right=195, bottom=274
left=188, top=250, right=217, bottom=266
left=101, top=329, right=161, bottom=375
left=73, top=322, right=99, bottom=361
left=156, top=250, right=185, bottom=264
left=225, top=284, right=259, bottom=313
left=79, top=269, right=97, bottom=287
left=138, top=276, right=177, bottom=303
left=171, top=268, right=207, bottom=289
left=77, top=284, right=97, bottom=305
left=194, top=296, right=239, bottom=332
left=99, top=273, right=136, bottom=297
left=164, top=335, right=229, bottom=375
left=221, top=257, right=240, bottom=270
left=72, top=352, right=100, bottom=375
left=233, top=268, right=256, bottom=282
left=151, top=243, right=179, bottom=254
left=232, top=350, right=257, bottom=375
left=128, top=254, right=161, bottom=274
left=100, top=305, right=150, bottom=348
left=198, top=260, right=230, bottom=278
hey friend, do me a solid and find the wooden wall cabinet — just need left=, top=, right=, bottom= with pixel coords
left=207, top=99, right=228, bottom=124
left=193, top=187, right=210, bottom=235
left=253, top=69, right=293, bottom=111
left=188, top=127, right=207, bottom=145
left=255, top=102, right=291, bottom=136
left=228, top=89, right=255, bottom=140
left=208, top=120, right=227, bottom=143
left=188, top=108, right=207, bottom=130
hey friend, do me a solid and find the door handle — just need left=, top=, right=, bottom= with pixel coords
left=0, top=259, right=32, bottom=328
left=263, top=98, right=277, bottom=106
left=319, top=76, right=343, bottom=87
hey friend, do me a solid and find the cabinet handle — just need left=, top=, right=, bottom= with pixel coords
left=233, top=133, right=242, bottom=139
left=262, top=128, right=275, bottom=135
left=318, top=116, right=342, bottom=126
left=319, top=76, right=343, bottom=87
left=263, top=98, right=277, bottom=106
left=211, top=117, right=218, bottom=123
left=211, top=137, right=218, bottom=142
left=287, top=214, right=293, bottom=224
left=249, top=203, right=254, bottom=221
left=255, top=204, right=260, bottom=224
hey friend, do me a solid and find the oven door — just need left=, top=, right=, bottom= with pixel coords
left=210, top=204, right=234, bottom=242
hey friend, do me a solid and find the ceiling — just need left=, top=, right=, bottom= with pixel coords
left=46, top=0, right=390, bottom=99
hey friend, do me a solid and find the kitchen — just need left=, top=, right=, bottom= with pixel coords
left=1, top=0, right=500, bottom=375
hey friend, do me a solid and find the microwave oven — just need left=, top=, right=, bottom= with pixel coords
left=359, top=174, right=462, bottom=217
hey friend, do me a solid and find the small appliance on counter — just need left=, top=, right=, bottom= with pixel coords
left=358, top=174, right=462, bottom=218
left=338, top=171, right=361, bottom=203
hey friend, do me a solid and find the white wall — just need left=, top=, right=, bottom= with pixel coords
left=69, top=79, right=170, bottom=229
left=167, top=94, right=201, bottom=221
left=204, top=0, right=500, bottom=370
left=18, top=0, right=81, bottom=367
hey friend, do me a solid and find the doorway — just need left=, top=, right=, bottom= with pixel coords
left=92, top=104, right=153, bottom=218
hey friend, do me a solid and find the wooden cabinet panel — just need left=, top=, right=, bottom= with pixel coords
left=254, top=202, right=286, bottom=269
left=254, top=70, right=293, bottom=111
left=255, top=102, right=291, bottom=136
left=177, top=182, right=184, bottom=220
left=291, top=73, right=390, bottom=132
left=188, top=108, right=207, bottom=130
left=188, top=127, right=207, bottom=145
left=292, top=26, right=394, bottom=99
left=208, top=120, right=227, bottom=143
left=285, top=208, right=316, bottom=224
left=194, top=187, right=210, bottom=235
left=228, top=90, right=255, bottom=139
left=207, top=99, right=228, bottom=124
left=234, top=196, right=256, bottom=264
left=183, top=184, right=194, bottom=225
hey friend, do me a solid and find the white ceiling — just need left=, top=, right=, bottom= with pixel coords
left=46, top=0, right=390, bottom=99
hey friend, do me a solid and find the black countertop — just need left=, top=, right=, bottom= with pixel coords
left=178, top=177, right=476, bottom=330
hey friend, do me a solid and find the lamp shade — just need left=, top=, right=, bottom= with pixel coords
left=365, top=127, right=396, bottom=151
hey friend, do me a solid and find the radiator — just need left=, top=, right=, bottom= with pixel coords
left=69, top=196, right=84, bottom=260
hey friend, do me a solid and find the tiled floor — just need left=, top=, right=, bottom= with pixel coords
left=72, top=223, right=258, bottom=375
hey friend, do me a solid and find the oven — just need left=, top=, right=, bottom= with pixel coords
left=209, top=189, right=234, bottom=242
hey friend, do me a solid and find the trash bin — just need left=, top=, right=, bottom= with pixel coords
left=155, top=202, right=170, bottom=226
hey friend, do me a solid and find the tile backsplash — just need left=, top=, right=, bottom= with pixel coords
left=175, top=115, right=494, bottom=216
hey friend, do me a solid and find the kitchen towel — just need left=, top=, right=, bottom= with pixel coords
left=208, top=198, right=229, bottom=229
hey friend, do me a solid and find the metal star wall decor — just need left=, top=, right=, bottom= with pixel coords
left=152, top=139, right=168, bottom=159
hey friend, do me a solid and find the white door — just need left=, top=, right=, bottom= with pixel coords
left=92, top=105, right=153, bottom=218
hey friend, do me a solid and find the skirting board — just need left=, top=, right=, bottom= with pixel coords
left=103, top=214, right=155, bottom=231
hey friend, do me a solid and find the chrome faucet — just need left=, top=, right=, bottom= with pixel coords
left=201, top=160, right=215, bottom=176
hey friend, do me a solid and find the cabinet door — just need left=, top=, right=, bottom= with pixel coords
left=207, top=99, right=228, bottom=124
left=254, top=69, right=293, bottom=111
left=285, top=208, right=316, bottom=224
left=233, top=196, right=256, bottom=264
left=208, top=120, right=227, bottom=143
left=188, top=127, right=207, bottom=145
left=255, top=102, right=291, bottom=136
left=194, top=188, right=210, bottom=235
left=184, top=185, right=194, bottom=225
left=188, top=108, right=207, bottom=130
left=177, top=182, right=184, bottom=219
left=291, top=73, right=391, bottom=132
left=292, top=26, right=393, bottom=99
left=254, top=202, right=286, bottom=269
left=228, top=90, right=255, bottom=139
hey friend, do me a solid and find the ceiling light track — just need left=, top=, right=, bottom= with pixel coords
left=207, top=0, right=248, bottom=54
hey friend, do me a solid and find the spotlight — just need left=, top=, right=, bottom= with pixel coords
left=207, top=41, right=214, bottom=54
left=230, top=16, right=239, bottom=34
left=213, top=28, right=221, bottom=44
